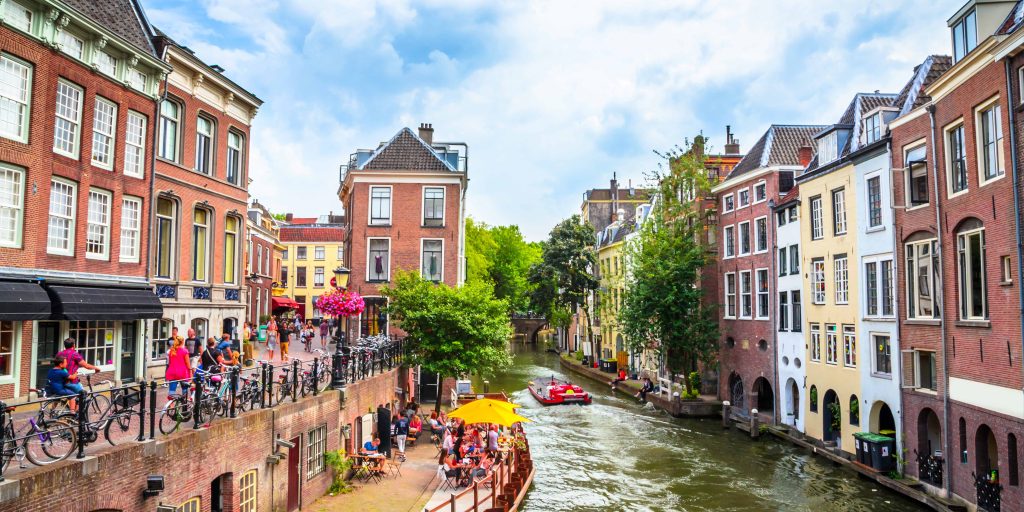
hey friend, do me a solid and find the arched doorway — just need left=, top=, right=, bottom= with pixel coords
left=869, top=402, right=896, bottom=435
left=784, top=378, right=799, bottom=426
left=752, top=377, right=774, bottom=419
left=916, top=408, right=943, bottom=486
left=728, top=372, right=745, bottom=412
left=822, top=389, right=840, bottom=442
left=976, top=424, right=998, bottom=478
left=222, top=317, right=237, bottom=339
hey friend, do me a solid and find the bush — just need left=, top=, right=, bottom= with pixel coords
left=324, top=450, right=354, bottom=494
left=573, top=350, right=584, bottom=361
left=688, top=371, right=701, bottom=395
left=259, top=314, right=271, bottom=325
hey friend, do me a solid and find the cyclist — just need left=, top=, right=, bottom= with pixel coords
left=46, top=355, right=79, bottom=411
left=56, top=338, right=99, bottom=394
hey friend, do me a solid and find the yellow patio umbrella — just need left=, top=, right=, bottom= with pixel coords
left=448, top=398, right=531, bottom=427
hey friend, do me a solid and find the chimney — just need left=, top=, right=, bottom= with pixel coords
left=418, top=123, right=434, bottom=144
left=285, top=213, right=293, bottom=222
left=798, top=145, right=813, bottom=167
left=725, top=125, right=741, bottom=154
left=610, top=172, right=619, bottom=222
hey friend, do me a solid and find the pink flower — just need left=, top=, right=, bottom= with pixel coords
left=315, top=289, right=366, bottom=318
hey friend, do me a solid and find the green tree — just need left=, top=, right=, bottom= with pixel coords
left=528, top=215, right=599, bottom=350
left=382, top=271, right=513, bottom=412
left=619, top=138, right=719, bottom=394
left=465, top=218, right=497, bottom=286
left=465, top=218, right=541, bottom=313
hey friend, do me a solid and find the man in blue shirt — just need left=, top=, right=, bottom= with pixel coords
left=396, top=412, right=410, bottom=461
left=362, top=437, right=381, bottom=454
left=46, top=355, right=78, bottom=411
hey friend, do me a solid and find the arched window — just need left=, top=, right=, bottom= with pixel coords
left=224, top=216, right=239, bottom=285
left=191, top=318, right=208, bottom=343
left=849, top=395, right=859, bottom=425
left=1010, top=433, right=1019, bottom=486
left=239, top=470, right=257, bottom=512
left=158, top=98, right=181, bottom=161
left=227, top=130, right=245, bottom=186
left=955, top=218, right=987, bottom=321
left=809, top=385, right=818, bottom=413
left=960, top=417, right=968, bottom=464
left=193, top=207, right=210, bottom=282
left=195, top=114, right=216, bottom=175
left=155, top=197, right=177, bottom=279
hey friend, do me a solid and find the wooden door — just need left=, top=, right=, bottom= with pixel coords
left=287, top=436, right=300, bottom=511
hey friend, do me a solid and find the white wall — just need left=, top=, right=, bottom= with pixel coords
left=775, top=203, right=805, bottom=432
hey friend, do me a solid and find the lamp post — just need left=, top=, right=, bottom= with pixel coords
left=331, top=266, right=351, bottom=389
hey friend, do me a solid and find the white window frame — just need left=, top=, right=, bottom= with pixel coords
left=975, top=96, right=1005, bottom=186
left=0, top=164, right=24, bottom=248
left=57, top=29, right=84, bottom=60
left=90, top=96, right=117, bottom=170
left=864, top=112, right=882, bottom=144
left=873, top=333, right=892, bottom=377
left=825, top=323, right=838, bottom=365
left=906, top=238, right=940, bottom=319
left=368, top=186, right=392, bottom=226
left=863, top=256, right=895, bottom=319
left=901, top=349, right=938, bottom=391
left=754, top=216, right=768, bottom=254
left=810, top=324, right=821, bottom=362
left=842, top=324, right=856, bottom=367
left=778, top=291, right=789, bottom=331
left=957, top=227, right=987, bottom=321
left=128, top=69, right=146, bottom=92
left=47, top=178, right=77, bottom=256
left=224, top=216, right=239, bottom=285
left=124, top=111, right=146, bottom=178
left=0, top=321, right=18, bottom=382
left=422, top=186, right=445, bottom=227
left=865, top=173, right=883, bottom=230
left=306, top=424, right=327, bottom=479
left=119, top=195, right=141, bottom=263
left=239, top=470, right=257, bottom=512
left=195, top=114, right=214, bottom=175
left=739, top=270, right=752, bottom=319
left=737, top=187, right=750, bottom=208
left=85, top=189, right=111, bottom=260
left=366, top=237, right=391, bottom=282
left=226, top=130, right=243, bottom=185
left=905, top=141, right=930, bottom=209
left=811, top=258, right=826, bottom=304
left=313, top=266, right=325, bottom=287
left=831, top=187, right=847, bottom=235
left=158, top=99, right=180, bottom=162
left=53, top=79, right=83, bottom=159
left=96, top=50, right=117, bottom=78
left=755, top=268, right=769, bottom=320
left=753, top=181, right=767, bottom=203
left=738, top=220, right=751, bottom=256
left=2, top=1, right=33, bottom=33
left=1019, top=66, right=1024, bottom=106
left=314, top=246, right=325, bottom=260
left=834, top=255, right=848, bottom=304
left=944, top=120, right=968, bottom=197
left=818, top=132, right=838, bottom=164
left=420, top=238, right=444, bottom=282
left=722, top=193, right=734, bottom=213
left=724, top=272, right=736, bottom=319
left=192, top=208, right=210, bottom=283
left=810, top=195, right=823, bottom=240
left=0, top=53, right=33, bottom=143
left=155, top=197, right=176, bottom=279
left=723, top=225, right=735, bottom=259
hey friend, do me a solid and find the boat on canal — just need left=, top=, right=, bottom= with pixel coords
left=528, top=376, right=592, bottom=405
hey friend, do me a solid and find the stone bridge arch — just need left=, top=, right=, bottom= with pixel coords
left=511, top=315, right=548, bottom=343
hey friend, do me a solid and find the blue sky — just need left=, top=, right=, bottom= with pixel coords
left=144, top=0, right=956, bottom=240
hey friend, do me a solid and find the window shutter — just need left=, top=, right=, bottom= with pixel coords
left=900, top=350, right=916, bottom=388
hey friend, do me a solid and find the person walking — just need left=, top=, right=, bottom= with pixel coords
left=302, top=320, right=314, bottom=352
left=318, top=320, right=330, bottom=350
left=395, top=411, right=410, bottom=461
left=279, top=320, right=291, bottom=361
left=266, top=316, right=278, bottom=361
left=184, top=328, right=200, bottom=367
left=165, top=335, right=192, bottom=396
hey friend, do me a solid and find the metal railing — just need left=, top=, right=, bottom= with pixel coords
left=426, top=435, right=533, bottom=512
left=974, top=472, right=1002, bottom=512
left=914, top=450, right=943, bottom=488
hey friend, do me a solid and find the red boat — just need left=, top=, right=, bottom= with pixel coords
left=528, top=377, right=592, bottom=405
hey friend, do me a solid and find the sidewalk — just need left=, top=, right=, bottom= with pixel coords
left=310, top=437, right=440, bottom=512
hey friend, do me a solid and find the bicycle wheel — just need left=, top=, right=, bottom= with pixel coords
left=104, top=410, right=136, bottom=445
left=159, top=399, right=191, bottom=435
left=276, top=383, right=290, bottom=405
left=25, top=419, right=76, bottom=464
left=317, top=365, right=332, bottom=392
left=40, top=398, right=70, bottom=420
left=85, top=393, right=111, bottom=423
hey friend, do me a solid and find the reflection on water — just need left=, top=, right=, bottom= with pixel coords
left=473, top=345, right=927, bottom=512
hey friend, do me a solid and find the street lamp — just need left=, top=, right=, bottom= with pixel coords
left=331, top=266, right=351, bottom=389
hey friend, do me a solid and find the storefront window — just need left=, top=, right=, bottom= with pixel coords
left=152, top=318, right=172, bottom=359
left=68, top=320, right=115, bottom=367
left=0, top=321, right=13, bottom=377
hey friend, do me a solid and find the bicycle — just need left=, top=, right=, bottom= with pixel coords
left=50, top=378, right=139, bottom=446
left=158, top=381, right=194, bottom=435
left=0, top=403, right=77, bottom=472
left=301, top=351, right=332, bottom=396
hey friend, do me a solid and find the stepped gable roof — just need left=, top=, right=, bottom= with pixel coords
left=727, top=125, right=828, bottom=179
left=891, top=55, right=953, bottom=116
left=64, top=0, right=158, bottom=58
left=998, top=0, right=1024, bottom=34
left=360, top=128, right=456, bottom=172
left=279, top=226, right=345, bottom=243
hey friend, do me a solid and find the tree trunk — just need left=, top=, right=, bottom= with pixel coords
left=434, top=374, right=447, bottom=414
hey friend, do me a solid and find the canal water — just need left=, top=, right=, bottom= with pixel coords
left=474, top=346, right=928, bottom=512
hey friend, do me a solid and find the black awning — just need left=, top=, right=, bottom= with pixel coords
left=46, top=284, right=163, bottom=321
left=0, top=281, right=51, bottom=320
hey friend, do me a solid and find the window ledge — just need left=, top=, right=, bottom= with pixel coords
left=912, top=388, right=939, bottom=396
left=865, top=226, right=886, bottom=234
left=862, top=316, right=897, bottom=323
left=1000, top=281, right=1013, bottom=287
left=871, top=373, right=893, bottom=380
left=421, top=225, right=446, bottom=229
left=955, top=320, right=990, bottom=329
left=368, top=223, right=393, bottom=228
left=905, top=319, right=940, bottom=326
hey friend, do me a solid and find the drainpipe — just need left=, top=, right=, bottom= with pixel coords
left=1004, top=59, right=1024, bottom=424
left=142, top=73, right=169, bottom=375
left=887, top=137, right=907, bottom=460
left=927, top=104, right=952, bottom=497
left=768, top=198, right=779, bottom=425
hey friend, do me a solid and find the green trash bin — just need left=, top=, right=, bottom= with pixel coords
left=866, top=433, right=896, bottom=472
left=258, top=325, right=267, bottom=342
left=853, top=432, right=870, bottom=466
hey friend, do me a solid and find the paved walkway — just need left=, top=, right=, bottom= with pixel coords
left=310, top=439, right=441, bottom=512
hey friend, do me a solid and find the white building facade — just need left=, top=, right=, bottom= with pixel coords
left=774, top=195, right=805, bottom=431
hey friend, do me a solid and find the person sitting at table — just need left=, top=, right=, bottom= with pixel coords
left=362, top=437, right=381, bottom=455
left=472, top=452, right=496, bottom=480
left=409, top=414, right=422, bottom=437
left=443, top=452, right=467, bottom=487
left=428, top=412, right=444, bottom=438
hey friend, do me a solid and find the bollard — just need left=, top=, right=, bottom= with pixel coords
left=193, top=373, right=203, bottom=430
left=292, top=359, right=299, bottom=403
left=0, top=401, right=7, bottom=481
left=149, top=381, right=157, bottom=440
left=259, top=362, right=267, bottom=409
left=136, top=381, right=147, bottom=442
left=267, top=363, right=275, bottom=407
left=312, top=357, right=319, bottom=397
left=229, top=367, right=239, bottom=418
left=76, top=389, right=87, bottom=459
left=750, top=409, right=760, bottom=439
left=722, top=400, right=731, bottom=429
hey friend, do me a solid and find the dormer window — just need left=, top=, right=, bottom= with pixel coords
left=818, top=132, right=838, bottom=164
left=951, top=8, right=977, bottom=63
left=864, top=113, right=882, bottom=144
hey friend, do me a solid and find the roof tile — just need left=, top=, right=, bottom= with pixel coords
left=279, top=226, right=345, bottom=243
left=360, top=128, right=455, bottom=172
left=64, top=0, right=157, bottom=58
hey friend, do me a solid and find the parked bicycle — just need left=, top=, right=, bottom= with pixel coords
left=0, top=402, right=76, bottom=472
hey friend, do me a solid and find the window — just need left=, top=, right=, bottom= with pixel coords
left=753, top=181, right=766, bottom=203
left=865, top=258, right=894, bottom=318
left=811, top=258, right=825, bottom=304
left=124, top=111, right=146, bottom=177
left=777, top=209, right=788, bottom=227
left=314, top=246, right=325, bottom=260
left=789, top=245, right=799, bottom=275
left=831, top=188, right=846, bottom=235
left=0, top=54, right=32, bottom=142
left=296, top=246, right=307, bottom=260
left=951, top=8, right=977, bottom=63
left=68, top=320, right=115, bottom=368
left=155, top=198, right=175, bottom=278
left=779, top=248, right=788, bottom=276
left=0, top=321, right=14, bottom=378
left=422, top=239, right=443, bottom=282
left=809, top=385, right=818, bottom=412
left=906, top=238, right=940, bottom=319
left=722, top=194, right=734, bottom=213
left=158, top=100, right=180, bottom=161
left=337, top=246, right=344, bottom=261
left=192, top=208, right=209, bottom=282
left=280, top=267, right=288, bottom=286
left=368, top=238, right=390, bottom=281
left=226, top=131, right=243, bottom=185
left=724, top=273, right=736, bottom=318
left=723, top=225, right=735, bottom=258
left=1003, top=255, right=1013, bottom=284
left=867, top=176, right=882, bottom=228
left=902, top=349, right=937, bottom=391
left=53, top=80, right=82, bottom=158
left=755, top=269, right=769, bottom=319
left=369, top=186, right=391, bottom=225
left=738, top=221, right=750, bottom=255
left=195, top=116, right=213, bottom=175
left=843, top=325, right=856, bottom=367
left=864, top=113, right=881, bottom=144
left=282, top=249, right=289, bottom=260
left=256, top=245, right=262, bottom=274
left=849, top=395, right=860, bottom=425
left=0, top=165, right=23, bottom=247
left=1010, top=434, right=1020, bottom=486
left=791, top=291, right=802, bottom=331
left=739, top=270, right=752, bottom=319
left=225, top=216, right=239, bottom=285
left=3, top=1, right=32, bottom=32
left=57, top=30, right=84, bottom=60
left=177, top=497, right=200, bottom=512
left=150, top=319, right=171, bottom=359
left=810, top=324, right=821, bottom=361
left=737, top=188, right=750, bottom=208
left=423, top=187, right=444, bottom=226
left=755, top=216, right=768, bottom=253
left=947, top=123, right=967, bottom=193
left=906, top=144, right=928, bottom=206
left=307, top=424, right=327, bottom=479
left=296, top=266, right=307, bottom=287
left=866, top=261, right=878, bottom=316
left=977, top=101, right=1005, bottom=183
left=810, top=196, right=823, bottom=240
left=957, top=225, right=986, bottom=320
left=47, top=179, right=76, bottom=255
left=834, top=255, right=848, bottom=304
left=874, top=334, right=891, bottom=375
left=239, top=470, right=257, bottom=512
left=778, top=292, right=789, bottom=331
left=313, top=267, right=324, bottom=287
left=881, top=260, right=894, bottom=317
left=128, top=69, right=146, bottom=91
left=818, top=132, right=838, bottom=164
left=96, top=51, right=116, bottom=77
left=119, top=196, right=141, bottom=262
left=825, top=324, right=838, bottom=365
left=90, top=97, right=117, bottom=169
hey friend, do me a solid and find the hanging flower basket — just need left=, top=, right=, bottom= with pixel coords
left=315, top=289, right=366, bottom=318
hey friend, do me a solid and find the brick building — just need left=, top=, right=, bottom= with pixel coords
left=278, top=222, right=345, bottom=322
left=0, top=0, right=171, bottom=398
left=147, top=32, right=262, bottom=378
left=711, top=124, right=824, bottom=421
left=246, top=199, right=282, bottom=326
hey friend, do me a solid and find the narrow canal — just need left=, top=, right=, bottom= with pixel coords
left=474, top=345, right=928, bottom=512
